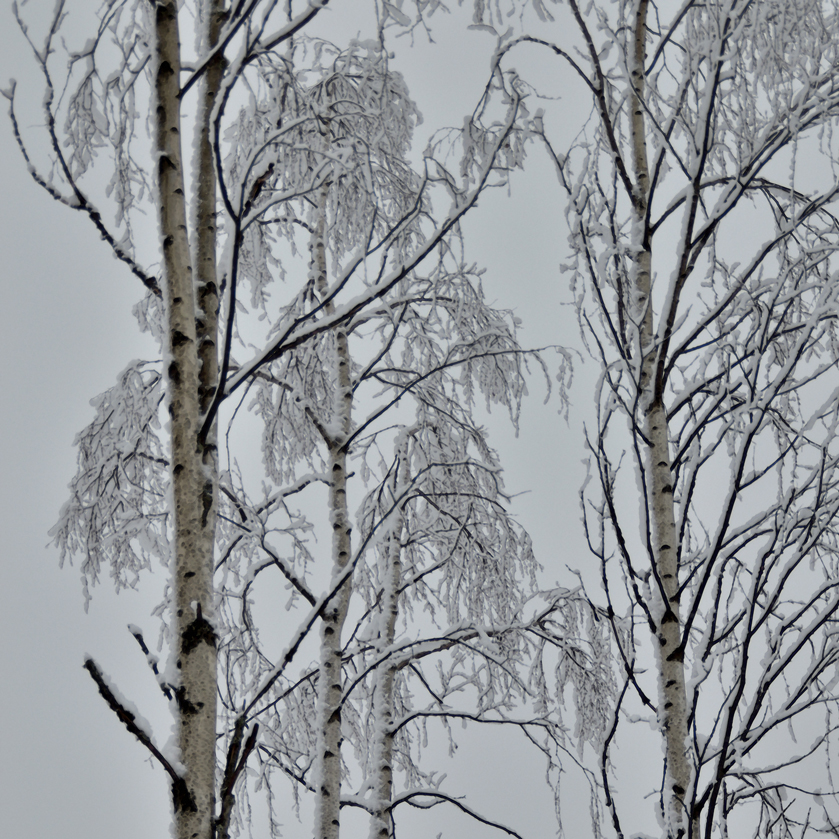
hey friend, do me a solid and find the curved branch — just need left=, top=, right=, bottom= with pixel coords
left=396, top=790, right=524, bottom=839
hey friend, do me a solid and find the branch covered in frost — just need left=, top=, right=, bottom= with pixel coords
left=83, top=657, right=193, bottom=811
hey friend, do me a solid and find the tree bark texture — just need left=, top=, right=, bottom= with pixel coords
left=153, top=3, right=218, bottom=837
left=311, top=182, right=355, bottom=839
left=195, top=0, right=224, bottom=425
left=629, top=1, right=690, bottom=835
left=368, top=436, right=409, bottom=839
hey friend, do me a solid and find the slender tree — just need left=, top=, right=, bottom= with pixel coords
left=491, top=0, right=839, bottom=836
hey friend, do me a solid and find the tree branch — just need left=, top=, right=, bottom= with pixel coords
left=83, top=657, right=194, bottom=811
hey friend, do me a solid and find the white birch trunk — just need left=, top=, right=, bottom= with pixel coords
left=194, top=0, right=224, bottom=427
left=312, top=182, right=354, bottom=839
left=153, top=3, right=218, bottom=837
left=368, top=436, right=409, bottom=839
left=629, top=2, right=690, bottom=835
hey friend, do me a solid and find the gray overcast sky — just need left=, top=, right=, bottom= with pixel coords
left=0, top=3, right=602, bottom=837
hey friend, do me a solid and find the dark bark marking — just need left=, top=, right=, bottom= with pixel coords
left=201, top=481, right=213, bottom=526
left=171, top=777, right=197, bottom=814
left=174, top=685, right=200, bottom=715
left=181, top=609, right=217, bottom=655
left=168, top=361, right=181, bottom=386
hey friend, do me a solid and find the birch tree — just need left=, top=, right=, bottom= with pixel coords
left=7, top=2, right=592, bottom=838
left=490, top=0, right=839, bottom=836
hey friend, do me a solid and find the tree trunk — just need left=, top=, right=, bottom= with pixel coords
left=194, top=0, right=225, bottom=833
left=629, top=2, right=690, bottom=835
left=312, top=182, right=355, bottom=839
left=194, top=0, right=224, bottom=426
left=368, top=435, right=409, bottom=839
left=153, top=3, right=218, bottom=837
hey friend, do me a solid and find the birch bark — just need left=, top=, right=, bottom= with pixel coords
left=195, top=0, right=224, bottom=427
left=311, top=181, right=355, bottom=839
left=153, top=3, right=218, bottom=837
left=367, top=435, right=409, bottom=839
left=628, top=2, right=690, bottom=835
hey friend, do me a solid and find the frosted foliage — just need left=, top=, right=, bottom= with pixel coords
left=218, top=268, right=548, bottom=809
left=238, top=253, right=584, bottom=823
left=341, top=591, right=616, bottom=801
left=51, top=361, right=168, bottom=606
left=522, top=0, right=839, bottom=835
left=131, top=289, right=166, bottom=342
left=221, top=41, right=424, bottom=306
left=553, top=601, right=617, bottom=756
left=376, top=264, right=538, bottom=426
left=354, top=421, right=534, bottom=625
left=252, top=337, right=334, bottom=485
left=471, top=0, right=559, bottom=27
left=257, top=675, right=320, bottom=783
left=61, top=0, right=151, bottom=237
left=213, top=154, right=581, bottom=827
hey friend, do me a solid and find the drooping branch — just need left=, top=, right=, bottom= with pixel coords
left=3, top=84, right=161, bottom=298
left=395, top=790, right=525, bottom=839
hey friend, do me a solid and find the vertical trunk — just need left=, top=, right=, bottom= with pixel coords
left=153, top=3, right=218, bottom=838
left=628, top=2, right=690, bottom=836
left=195, top=0, right=224, bottom=424
left=193, top=1, right=225, bottom=833
left=312, top=182, right=354, bottom=839
left=368, top=437, right=409, bottom=839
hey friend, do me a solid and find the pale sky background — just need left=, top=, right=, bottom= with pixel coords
left=0, top=3, right=612, bottom=838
